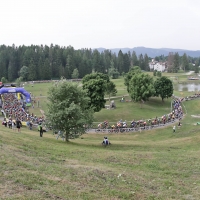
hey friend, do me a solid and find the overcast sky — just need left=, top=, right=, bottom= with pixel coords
left=0, top=0, right=200, bottom=50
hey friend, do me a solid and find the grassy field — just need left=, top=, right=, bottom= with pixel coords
left=0, top=98, right=200, bottom=199
left=1, top=72, right=200, bottom=199
left=24, top=82, right=53, bottom=117
left=94, top=97, right=172, bottom=124
left=24, top=73, right=197, bottom=125
left=23, top=74, right=182, bottom=124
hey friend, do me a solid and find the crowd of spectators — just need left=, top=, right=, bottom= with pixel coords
left=1, top=93, right=45, bottom=127
left=2, top=93, right=27, bottom=121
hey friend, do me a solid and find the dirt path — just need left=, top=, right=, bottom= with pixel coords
left=184, top=71, right=194, bottom=75
left=191, top=115, right=200, bottom=118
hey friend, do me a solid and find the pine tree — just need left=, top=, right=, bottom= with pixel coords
left=42, top=58, right=52, bottom=80
left=28, top=59, right=37, bottom=81
left=182, top=53, right=189, bottom=72
left=131, top=51, right=138, bottom=66
left=123, top=53, right=130, bottom=73
left=117, top=50, right=124, bottom=74
left=8, top=61, right=14, bottom=82
left=144, top=54, right=150, bottom=71
left=92, top=50, right=101, bottom=72
left=66, top=55, right=75, bottom=79
left=138, top=54, right=145, bottom=70
left=167, top=52, right=174, bottom=72
left=173, top=53, right=180, bottom=73
left=0, top=50, right=8, bottom=79
left=194, top=60, right=199, bottom=74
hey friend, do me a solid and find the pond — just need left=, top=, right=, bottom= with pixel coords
left=174, top=83, right=200, bottom=92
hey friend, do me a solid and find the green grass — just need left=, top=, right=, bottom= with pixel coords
left=1, top=74, right=200, bottom=199
left=24, top=77, right=173, bottom=124
left=94, top=97, right=172, bottom=123
left=1, top=99, right=200, bottom=199
left=24, top=82, right=53, bottom=97
left=24, top=82, right=53, bottom=117
left=23, top=74, right=200, bottom=126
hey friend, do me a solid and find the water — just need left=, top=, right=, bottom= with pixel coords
left=174, top=83, right=200, bottom=92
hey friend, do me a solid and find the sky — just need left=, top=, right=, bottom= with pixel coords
left=0, top=0, right=200, bottom=50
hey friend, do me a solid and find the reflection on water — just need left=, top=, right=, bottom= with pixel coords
left=175, top=83, right=200, bottom=92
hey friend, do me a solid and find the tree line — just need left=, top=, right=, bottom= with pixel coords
left=155, top=52, right=200, bottom=73
left=0, top=44, right=146, bottom=82
left=0, top=44, right=200, bottom=83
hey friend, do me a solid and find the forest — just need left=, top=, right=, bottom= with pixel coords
left=0, top=44, right=200, bottom=82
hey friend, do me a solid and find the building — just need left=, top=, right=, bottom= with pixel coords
left=149, top=59, right=167, bottom=72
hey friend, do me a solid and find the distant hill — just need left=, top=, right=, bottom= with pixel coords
left=94, top=47, right=200, bottom=58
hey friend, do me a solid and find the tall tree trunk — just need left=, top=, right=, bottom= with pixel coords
left=65, top=131, right=69, bottom=142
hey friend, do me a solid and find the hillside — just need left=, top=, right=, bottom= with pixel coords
left=0, top=98, right=200, bottom=199
left=95, top=46, right=200, bottom=57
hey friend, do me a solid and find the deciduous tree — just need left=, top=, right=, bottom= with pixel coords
left=82, top=73, right=110, bottom=112
left=1, top=77, right=7, bottom=83
left=124, top=66, right=142, bottom=93
left=108, top=60, right=119, bottom=79
left=19, top=66, right=29, bottom=81
left=71, top=68, right=79, bottom=79
left=157, top=71, right=162, bottom=77
left=105, top=81, right=117, bottom=103
left=129, top=73, right=155, bottom=106
left=47, top=79, right=93, bottom=142
left=154, top=76, right=173, bottom=102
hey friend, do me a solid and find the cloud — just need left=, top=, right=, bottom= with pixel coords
left=0, top=0, right=200, bottom=50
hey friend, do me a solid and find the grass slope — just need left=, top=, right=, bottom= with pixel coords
left=0, top=99, right=200, bottom=199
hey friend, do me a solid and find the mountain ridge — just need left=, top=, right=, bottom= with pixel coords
left=94, top=47, right=200, bottom=57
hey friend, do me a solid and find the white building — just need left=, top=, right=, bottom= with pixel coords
left=149, top=59, right=167, bottom=72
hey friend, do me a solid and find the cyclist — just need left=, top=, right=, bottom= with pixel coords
left=98, top=123, right=102, bottom=129
left=103, top=120, right=108, bottom=128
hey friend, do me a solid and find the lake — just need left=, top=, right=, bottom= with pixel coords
left=175, top=83, right=200, bottom=92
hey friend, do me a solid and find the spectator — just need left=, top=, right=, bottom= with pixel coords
left=39, top=124, right=43, bottom=137
left=16, top=118, right=22, bottom=132
left=173, top=125, right=176, bottom=133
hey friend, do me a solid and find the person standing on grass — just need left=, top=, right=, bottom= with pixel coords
left=178, top=119, right=181, bottom=127
left=3, top=118, right=7, bottom=127
left=56, top=130, right=65, bottom=141
left=8, top=118, right=12, bottom=129
left=12, top=119, right=16, bottom=131
left=173, top=125, right=176, bottom=133
left=16, top=118, right=22, bottom=132
left=39, top=124, right=43, bottom=137
left=29, top=121, right=33, bottom=130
